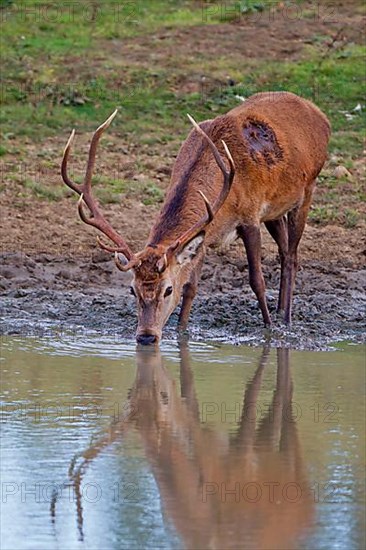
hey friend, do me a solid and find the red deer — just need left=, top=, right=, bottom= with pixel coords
left=61, top=92, right=330, bottom=344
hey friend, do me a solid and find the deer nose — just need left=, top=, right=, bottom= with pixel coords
left=136, top=333, right=157, bottom=345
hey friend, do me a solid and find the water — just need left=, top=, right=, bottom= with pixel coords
left=1, top=336, right=365, bottom=550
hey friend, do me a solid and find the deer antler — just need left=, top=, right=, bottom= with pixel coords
left=61, top=110, right=135, bottom=261
left=167, top=114, right=235, bottom=254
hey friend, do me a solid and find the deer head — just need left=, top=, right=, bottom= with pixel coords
left=61, top=111, right=235, bottom=344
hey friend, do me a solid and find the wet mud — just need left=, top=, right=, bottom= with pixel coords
left=1, top=249, right=364, bottom=350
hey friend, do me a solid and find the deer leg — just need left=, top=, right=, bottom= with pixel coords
left=178, top=342, right=200, bottom=421
left=264, top=216, right=288, bottom=314
left=282, top=186, right=314, bottom=324
left=256, top=347, right=293, bottom=451
left=178, top=252, right=204, bottom=331
left=235, top=345, right=270, bottom=449
left=238, top=224, right=272, bottom=327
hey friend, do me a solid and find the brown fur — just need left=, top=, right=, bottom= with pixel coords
left=150, top=91, right=329, bottom=246
left=130, top=92, right=330, bottom=342
left=64, top=92, right=330, bottom=342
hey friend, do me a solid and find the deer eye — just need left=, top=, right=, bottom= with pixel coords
left=130, top=286, right=136, bottom=297
left=164, top=286, right=173, bottom=298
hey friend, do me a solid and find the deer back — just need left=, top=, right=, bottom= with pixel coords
left=149, top=91, right=330, bottom=248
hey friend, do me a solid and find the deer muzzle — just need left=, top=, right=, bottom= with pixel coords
left=136, top=333, right=158, bottom=345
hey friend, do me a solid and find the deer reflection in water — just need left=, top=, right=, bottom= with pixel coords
left=54, top=346, right=314, bottom=549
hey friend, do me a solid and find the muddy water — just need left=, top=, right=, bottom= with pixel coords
left=1, top=337, right=365, bottom=550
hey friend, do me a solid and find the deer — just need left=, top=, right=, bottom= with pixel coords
left=61, top=91, right=330, bottom=344
left=52, top=345, right=314, bottom=548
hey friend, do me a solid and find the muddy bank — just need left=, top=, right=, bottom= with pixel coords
left=0, top=250, right=364, bottom=350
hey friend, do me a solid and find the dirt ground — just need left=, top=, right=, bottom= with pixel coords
left=1, top=0, right=365, bottom=349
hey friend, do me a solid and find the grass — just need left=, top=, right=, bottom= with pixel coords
left=197, top=43, right=365, bottom=150
left=1, top=6, right=364, bottom=142
left=93, top=178, right=164, bottom=206
left=0, top=0, right=268, bottom=59
left=20, top=178, right=68, bottom=201
left=0, top=0, right=207, bottom=54
left=16, top=174, right=164, bottom=205
left=0, top=0, right=289, bottom=139
left=309, top=204, right=361, bottom=228
left=0, top=0, right=365, bottom=226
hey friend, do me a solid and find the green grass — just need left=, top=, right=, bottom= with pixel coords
left=0, top=0, right=207, bottom=56
left=308, top=205, right=338, bottom=225
left=93, top=178, right=164, bottom=206
left=309, top=204, right=362, bottom=228
left=21, top=178, right=68, bottom=201
left=0, top=0, right=290, bottom=137
left=1, top=0, right=365, bottom=226
left=15, top=173, right=164, bottom=205
left=308, top=167, right=365, bottom=226
left=0, top=0, right=268, bottom=59
left=196, top=44, right=365, bottom=153
left=1, top=11, right=364, bottom=148
left=343, top=208, right=361, bottom=228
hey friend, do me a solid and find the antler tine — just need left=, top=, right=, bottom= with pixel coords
left=84, top=109, right=118, bottom=190
left=187, top=114, right=232, bottom=179
left=188, top=114, right=235, bottom=213
left=61, top=111, right=135, bottom=262
left=97, top=235, right=129, bottom=254
left=198, top=190, right=214, bottom=222
left=222, top=139, right=235, bottom=167
left=61, top=129, right=80, bottom=193
left=167, top=116, right=235, bottom=254
left=114, top=252, right=139, bottom=272
left=213, top=139, right=235, bottom=208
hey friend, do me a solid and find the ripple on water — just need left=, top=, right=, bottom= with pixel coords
left=1, top=333, right=249, bottom=364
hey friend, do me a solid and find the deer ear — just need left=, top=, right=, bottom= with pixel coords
left=176, top=233, right=205, bottom=265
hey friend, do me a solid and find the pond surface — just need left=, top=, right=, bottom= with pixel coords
left=1, top=337, right=365, bottom=550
